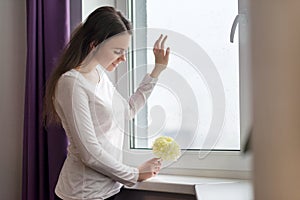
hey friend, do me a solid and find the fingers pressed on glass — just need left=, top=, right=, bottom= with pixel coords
left=161, top=35, right=168, bottom=50
left=154, top=34, right=163, bottom=50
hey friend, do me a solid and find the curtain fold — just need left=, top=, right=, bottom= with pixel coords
left=23, top=0, right=70, bottom=199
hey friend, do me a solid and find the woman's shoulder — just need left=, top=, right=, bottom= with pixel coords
left=57, top=69, right=84, bottom=89
left=60, top=68, right=78, bottom=79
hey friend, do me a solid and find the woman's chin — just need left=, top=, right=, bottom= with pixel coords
left=105, top=65, right=116, bottom=72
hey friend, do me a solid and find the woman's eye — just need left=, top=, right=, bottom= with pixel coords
left=114, top=50, right=124, bottom=55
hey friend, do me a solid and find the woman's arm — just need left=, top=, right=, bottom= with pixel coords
left=126, top=35, right=170, bottom=119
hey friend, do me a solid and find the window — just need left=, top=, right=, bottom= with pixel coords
left=128, top=0, right=241, bottom=152
left=122, top=0, right=252, bottom=177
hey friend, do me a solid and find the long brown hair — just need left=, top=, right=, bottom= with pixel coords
left=43, top=6, right=132, bottom=126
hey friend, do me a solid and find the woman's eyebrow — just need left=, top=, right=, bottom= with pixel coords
left=114, top=48, right=126, bottom=50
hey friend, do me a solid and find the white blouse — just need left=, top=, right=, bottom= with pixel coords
left=54, top=65, right=158, bottom=200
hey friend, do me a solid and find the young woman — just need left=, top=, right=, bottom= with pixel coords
left=43, top=6, right=170, bottom=200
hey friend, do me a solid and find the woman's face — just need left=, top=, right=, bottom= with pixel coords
left=94, top=33, right=131, bottom=71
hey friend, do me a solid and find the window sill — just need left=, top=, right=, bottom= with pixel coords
left=126, top=174, right=253, bottom=199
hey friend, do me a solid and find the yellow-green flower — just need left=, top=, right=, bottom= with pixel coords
left=152, top=136, right=181, bottom=161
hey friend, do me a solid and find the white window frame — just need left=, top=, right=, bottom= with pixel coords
left=116, top=0, right=252, bottom=179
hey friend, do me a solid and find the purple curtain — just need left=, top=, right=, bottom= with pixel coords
left=23, top=0, right=70, bottom=199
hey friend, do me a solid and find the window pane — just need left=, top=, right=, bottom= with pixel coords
left=132, top=0, right=240, bottom=150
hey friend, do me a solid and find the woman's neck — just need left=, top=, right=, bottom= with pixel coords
left=75, top=57, right=99, bottom=73
left=74, top=57, right=102, bottom=84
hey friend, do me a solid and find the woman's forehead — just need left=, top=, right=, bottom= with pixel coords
left=104, top=33, right=131, bottom=47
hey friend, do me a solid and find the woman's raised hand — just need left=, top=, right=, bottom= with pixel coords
left=153, top=34, right=170, bottom=66
left=150, top=34, right=170, bottom=78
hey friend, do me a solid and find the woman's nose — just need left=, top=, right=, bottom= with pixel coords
left=118, top=54, right=126, bottom=62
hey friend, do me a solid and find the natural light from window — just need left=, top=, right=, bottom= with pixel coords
left=131, top=0, right=240, bottom=150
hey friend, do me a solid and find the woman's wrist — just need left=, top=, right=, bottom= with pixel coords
left=150, top=64, right=166, bottom=78
left=150, top=69, right=161, bottom=78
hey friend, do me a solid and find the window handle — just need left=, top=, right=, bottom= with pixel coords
left=230, top=14, right=240, bottom=43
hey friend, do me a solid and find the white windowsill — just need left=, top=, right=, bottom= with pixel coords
left=126, top=174, right=253, bottom=200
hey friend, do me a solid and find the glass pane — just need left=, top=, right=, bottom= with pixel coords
left=132, top=0, right=240, bottom=150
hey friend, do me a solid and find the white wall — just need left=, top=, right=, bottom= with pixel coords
left=0, top=0, right=26, bottom=199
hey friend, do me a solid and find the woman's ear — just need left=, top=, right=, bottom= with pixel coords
left=89, top=41, right=97, bottom=51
